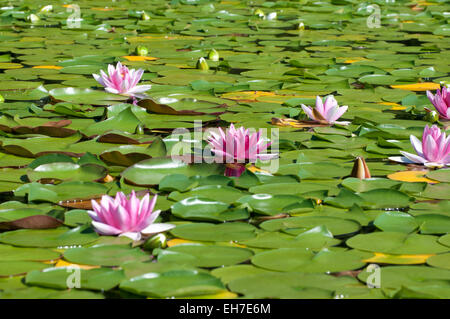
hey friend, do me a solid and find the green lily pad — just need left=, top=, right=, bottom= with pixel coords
left=373, top=212, right=418, bottom=233
left=227, top=271, right=360, bottom=299
left=426, top=169, right=450, bottom=183
left=347, top=232, right=449, bottom=254
left=122, top=158, right=224, bottom=186
left=0, top=226, right=99, bottom=248
left=63, top=245, right=150, bottom=266
left=236, top=194, right=304, bottom=216
left=240, top=226, right=341, bottom=249
left=28, top=163, right=107, bottom=182
left=251, top=248, right=366, bottom=273
left=25, top=267, right=126, bottom=291
left=171, top=197, right=248, bottom=222
left=49, top=87, right=127, bottom=105
left=427, top=253, right=450, bottom=270
left=358, top=265, right=450, bottom=298
left=260, top=216, right=361, bottom=237
left=155, top=244, right=254, bottom=267
left=0, top=245, right=60, bottom=261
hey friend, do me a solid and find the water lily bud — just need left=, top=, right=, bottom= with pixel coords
left=136, top=45, right=149, bottom=56
left=27, top=14, right=40, bottom=23
left=196, top=57, right=209, bottom=70
left=425, top=110, right=439, bottom=123
left=0, top=94, right=4, bottom=103
left=136, top=124, right=144, bottom=135
left=208, top=49, right=219, bottom=61
left=267, top=12, right=277, bottom=21
left=144, top=233, right=167, bottom=250
left=254, top=9, right=265, bottom=19
left=141, top=11, right=150, bottom=20
left=39, top=5, right=53, bottom=13
left=298, top=22, right=305, bottom=30
left=350, top=157, right=371, bottom=180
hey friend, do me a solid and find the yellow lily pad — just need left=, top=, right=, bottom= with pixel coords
left=122, top=56, right=158, bottom=62
left=271, top=117, right=329, bottom=128
left=167, top=238, right=197, bottom=247
left=343, top=57, right=369, bottom=64
left=175, top=291, right=238, bottom=299
left=247, top=165, right=273, bottom=175
left=54, top=259, right=100, bottom=270
left=391, top=106, right=407, bottom=110
left=378, top=102, right=407, bottom=110
left=32, top=65, right=63, bottom=70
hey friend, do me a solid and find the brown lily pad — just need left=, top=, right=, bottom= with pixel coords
left=0, top=215, right=64, bottom=230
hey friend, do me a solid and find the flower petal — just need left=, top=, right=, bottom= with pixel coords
left=92, top=73, right=106, bottom=87
left=328, top=105, right=348, bottom=123
left=410, top=135, right=424, bottom=157
left=399, top=151, right=427, bottom=164
left=301, top=104, right=315, bottom=121
left=119, top=232, right=142, bottom=241
left=127, top=85, right=152, bottom=94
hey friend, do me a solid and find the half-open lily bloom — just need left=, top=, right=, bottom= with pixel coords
left=88, top=191, right=175, bottom=241
left=207, top=124, right=278, bottom=177
left=390, top=125, right=450, bottom=168
left=301, top=95, right=349, bottom=125
left=427, top=86, right=450, bottom=120
left=92, top=62, right=151, bottom=98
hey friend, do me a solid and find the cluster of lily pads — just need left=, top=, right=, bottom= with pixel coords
left=0, top=0, right=449, bottom=300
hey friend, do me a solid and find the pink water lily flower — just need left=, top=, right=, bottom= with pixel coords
left=427, top=86, right=450, bottom=120
left=389, top=125, right=450, bottom=168
left=207, top=124, right=278, bottom=177
left=301, top=95, right=349, bottom=125
left=88, top=191, right=175, bottom=241
left=92, top=62, right=151, bottom=98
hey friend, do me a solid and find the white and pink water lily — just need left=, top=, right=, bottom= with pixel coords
left=301, top=95, right=349, bottom=125
left=389, top=125, right=450, bottom=168
left=207, top=124, right=278, bottom=177
left=426, top=86, right=450, bottom=120
left=92, top=62, right=151, bottom=98
left=88, top=191, right=175, bottom=241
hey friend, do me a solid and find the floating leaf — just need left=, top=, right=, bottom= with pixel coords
left=388, top=171, right=438, bottom=184
left=120, top=270, right=226, bottom=298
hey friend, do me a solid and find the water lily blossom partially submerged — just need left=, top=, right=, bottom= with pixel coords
left=207, top=124, right=278, bottom=177
left=389, top=125, right=450, bottom=168
left=88, top=191, right=175, bottom=241
left=92, top=62, right=151, bottom=98
left=426, top=86, right=450, bottom=120
left=301, top=95, right=349, bottom=125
